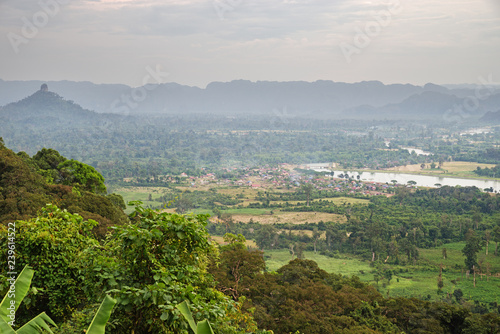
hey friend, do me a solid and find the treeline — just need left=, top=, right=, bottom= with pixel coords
left=474, top=164, right=500, bottom=178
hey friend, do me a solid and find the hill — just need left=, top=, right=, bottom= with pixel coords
left=0, top=84, right=115, bottom=127
left=0, top=139, right=127, bottom=237
left=480, top=110, right=500, bottom=123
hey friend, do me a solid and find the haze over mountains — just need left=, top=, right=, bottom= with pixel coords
left=0, top=78, right=499, bottom=120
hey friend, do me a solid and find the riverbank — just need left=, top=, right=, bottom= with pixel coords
left=353, top=161, right=499, bottom=181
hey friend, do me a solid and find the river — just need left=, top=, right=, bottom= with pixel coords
left=328, top=170, right=500, bottom=192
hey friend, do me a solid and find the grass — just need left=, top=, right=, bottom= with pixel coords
left=420, top=242, right=500, bottom=272
left=114, top=187, right=168, bottom=213
left=264, top=249, right=373, bottom=280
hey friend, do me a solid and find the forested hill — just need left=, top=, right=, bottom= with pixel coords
left=0, top=85, right=121, bottom=128
left=0, top=139, right=127, bottom=237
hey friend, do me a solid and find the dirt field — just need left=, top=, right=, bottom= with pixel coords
left=278, top=229, right=326, bottom=238
left=210, top=235, right=258, bottom=248
left=231, top=211, right=346, bottom=225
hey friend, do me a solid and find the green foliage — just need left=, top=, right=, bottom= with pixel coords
left=176, top=301, right=214, bottom=334
left=0, top=143, right=127, bottom=236
left=106, top=193, right=126, bottom=210
left=31, top=148, right=67, bottom=184
left=58, top=159, right=107, bottom=194
left=210, top=234, right=265, bottom=300
left=0, top=265, right=57, bottom=333
left=462, top=230, right=485, bottom=271
left=79, top=204, right=256, bottom=333
left=0, top=206, right=99, bottom=322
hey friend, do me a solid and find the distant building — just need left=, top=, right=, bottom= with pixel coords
left=40, top=83, right=48, bottom=92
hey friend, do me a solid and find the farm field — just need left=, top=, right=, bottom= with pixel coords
left=230, top=211, right=347, bottom=225
left=385, top=161, right=498, bottom=179
left=271, top=197, right=370, bottom=206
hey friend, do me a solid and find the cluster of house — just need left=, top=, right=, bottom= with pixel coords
left=184, top=164, right=395, bottom=196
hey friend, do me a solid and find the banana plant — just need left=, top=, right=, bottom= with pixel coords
left=0, top=265, right=57, bottom=333
left=0, top=265, right=116, bottom=334
left=176, top=301, right=214, bottom=334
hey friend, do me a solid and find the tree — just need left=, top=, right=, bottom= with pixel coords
left=31, top=147, right=67, bottom=183
left=312, top=227, right=321, bottom=253
left=492, top=226, right=500, bottom=256
left=106, top=193, right=126, bottom=210
left=437, top=264, right=444, bottom=292
left=462, top=229, right=484, bottom=271
left=484, top=230, right=491, bottom=255
left=209, top=234, right=265, bottom=300
left=58, top=159, right=107, bottom=194
left=255, top=225, right=278, bottom=250
left=175, top=196, right=193, bottom=214
left=301, top=183, right=314, bottom=206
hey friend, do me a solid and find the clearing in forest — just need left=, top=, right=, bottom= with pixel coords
left=231, top=211, right=347, bottom=225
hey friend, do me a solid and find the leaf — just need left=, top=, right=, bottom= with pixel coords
left=16, top=312, right=57, bottom=334
left=86, top=295, right=117, bottom=334
left=0, top=265, right=35, bottom=323
left=0, top=316, right=16, bottom=334
left=197, top=320, right=215, bottom=334
left=176, top=301, right=197, bottom=333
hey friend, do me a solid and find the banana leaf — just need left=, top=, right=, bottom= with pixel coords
left=0, top=316, right=16, bottom=334
left=16, top=312, right=56, bottom=334
left=0, top=266, right=35, bottom=323
left=86, top=295, right=117, bottom=334
left=176, top=301, right=214, bottom=334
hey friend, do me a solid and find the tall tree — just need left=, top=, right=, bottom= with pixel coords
left=462, top=229, right=484, bottom=271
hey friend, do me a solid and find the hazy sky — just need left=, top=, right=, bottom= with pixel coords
left=1, top=0, right=499, bottom=88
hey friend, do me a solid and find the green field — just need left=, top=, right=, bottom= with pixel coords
left=114, top=187, right=167, bottom=213
left=264, top=249, right=373, bottom=279
left=264, top=243, right=500, bottom=303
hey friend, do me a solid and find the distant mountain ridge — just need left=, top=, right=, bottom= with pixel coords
left=1, top=78, right=499, bottom=120
left=480, top=110, right=500, bottom=123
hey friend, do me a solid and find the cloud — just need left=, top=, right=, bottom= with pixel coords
left=0, top=0, right=499, bottom=87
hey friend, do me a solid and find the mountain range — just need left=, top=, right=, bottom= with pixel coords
left=1, top=78, right=499, bottom=120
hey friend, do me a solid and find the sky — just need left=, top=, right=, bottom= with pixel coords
left=1, top=0, right=499, bottom=88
